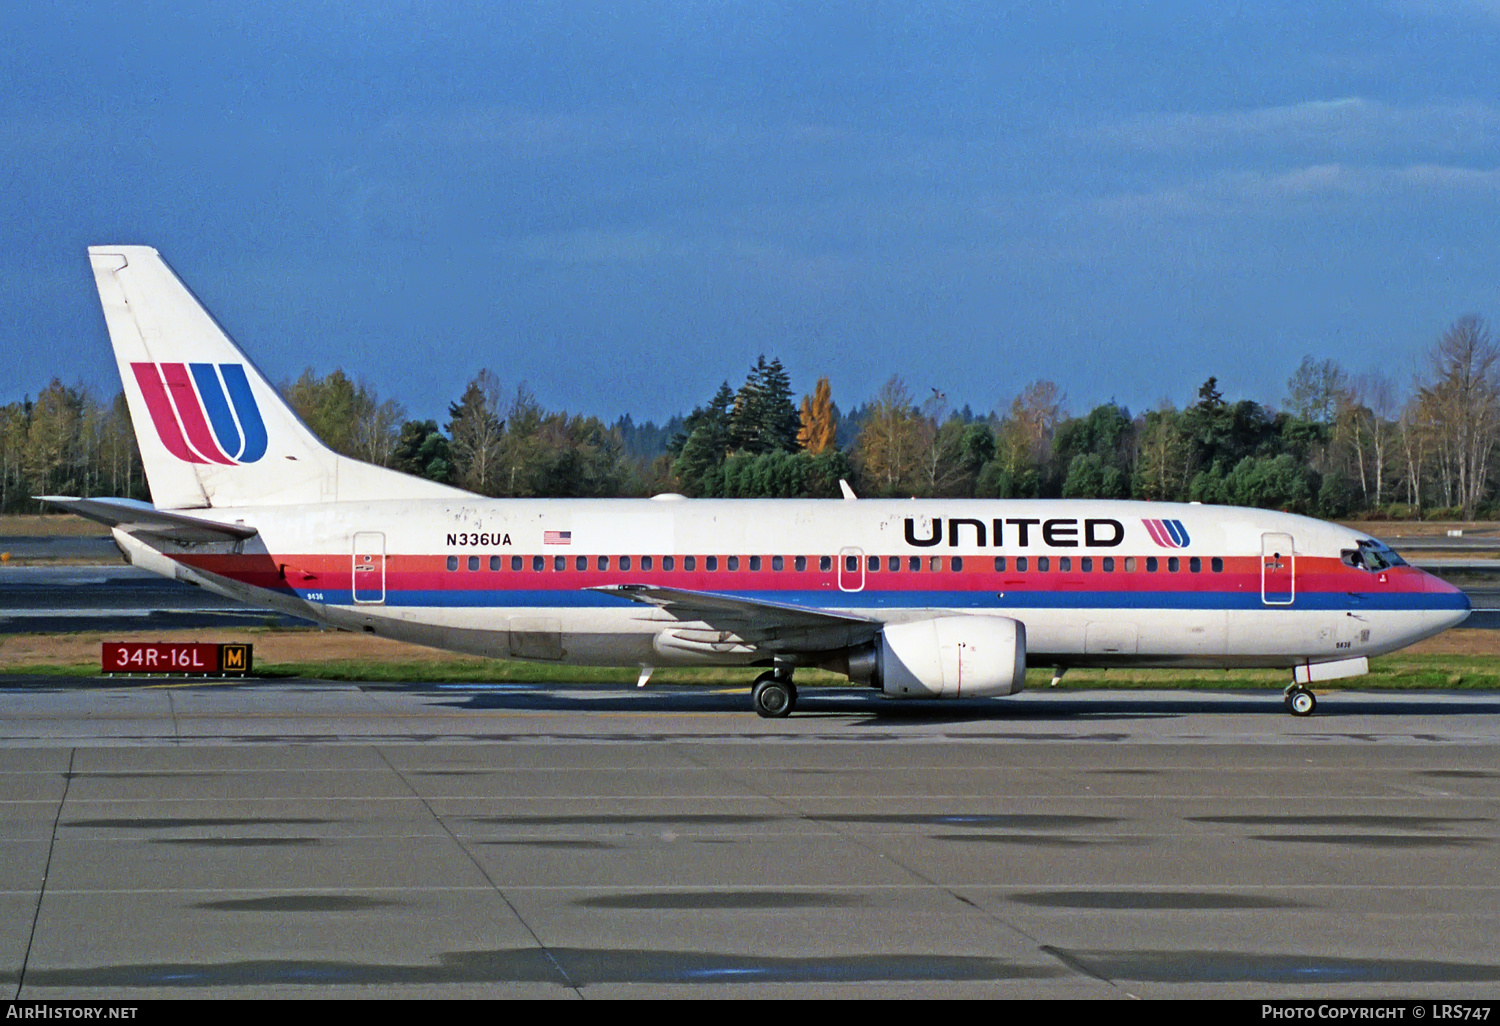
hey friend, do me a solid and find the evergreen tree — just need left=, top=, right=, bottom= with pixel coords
left=730, top=356, right=801, bottom=455
left=284, top=368, right=360, bottom=454
left=283, top=368, right=401, bottom=463
left=391, top=420, right=452, bottom=483
left=1051, top=402, right=1133, bottom=497
left=670, top=382, right=735, bottom=495
left=1132, top=405, right=1190, bottom=501
left=22, top=380, right=84, bottom=497
left=446, top=370, right=505, bottom=494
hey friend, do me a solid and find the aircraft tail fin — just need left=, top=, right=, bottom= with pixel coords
left=88, top=246, right=470, bottom=509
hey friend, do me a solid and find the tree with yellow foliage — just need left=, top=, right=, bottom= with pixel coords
left=797, top=377, right=837, bottom=454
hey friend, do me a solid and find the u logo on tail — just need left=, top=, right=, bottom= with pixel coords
left=131, top=362, right=268, bottom=465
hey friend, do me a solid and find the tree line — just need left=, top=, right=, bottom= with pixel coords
left=4, top=315, right=1500, bottom=519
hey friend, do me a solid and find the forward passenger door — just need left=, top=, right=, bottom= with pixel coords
left=1261, top=533, right=1295, bottom=605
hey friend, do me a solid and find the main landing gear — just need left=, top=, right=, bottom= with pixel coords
left=1284, top=683, right=1317, bottom=717
left=751, top=670, right=798, bottom=718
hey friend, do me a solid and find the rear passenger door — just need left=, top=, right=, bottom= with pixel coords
left=352, top=532, right=386, bottom=604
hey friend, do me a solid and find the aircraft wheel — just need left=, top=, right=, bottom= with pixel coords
left=752, top=675, right=795, bottom=718
left=1287, top=686, right=1316, bottom=717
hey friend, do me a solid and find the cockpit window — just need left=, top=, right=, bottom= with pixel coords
left=1341, top=540, right=1407, bottom=572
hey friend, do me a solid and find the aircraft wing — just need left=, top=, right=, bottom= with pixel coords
left=37, top=496, right=258, bottom=544
left=590, top=583, right=880, bottom=653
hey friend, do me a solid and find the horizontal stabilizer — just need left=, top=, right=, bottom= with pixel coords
left=38, top=496, right=258, bottom=543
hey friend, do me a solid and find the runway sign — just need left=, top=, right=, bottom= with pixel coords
left=102, top=642, right=253, bottom=676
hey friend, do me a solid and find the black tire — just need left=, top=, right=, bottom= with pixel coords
left=1288, top=686, right=1316, bottom=717
left=752, top=677, right=794, bottom=718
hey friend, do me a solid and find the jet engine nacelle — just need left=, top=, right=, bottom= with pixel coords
left=854, top=615, right=1026, bottom=699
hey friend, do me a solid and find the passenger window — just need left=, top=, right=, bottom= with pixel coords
left=1124, top=557, right=1136, bottom=572
left=684, top=556, right=696, bottom=571
left=642, top=556, right=653, bottom=571
left=532, top=555, right=544, bottom=571
left=597, top=556, right=609, bottom=571
left=1037, top=556, right=1050, bottom=572
left=750, top=556, right=761, bottom=571
left=795, top=556, right=807, bottom=572
left=489, top=556, right=501, bottom=571
left=554, top=555, right=566, bottom=571
left=468, top=556, right=479, bottom=571
left=576, top=555, right=587, bottom=571
left=663, top=556, right=675, bottom=571
left=620, top=555, right=631, bottom=571
left=994, top=556, right=1006, bottom=572
left=867, top=555, right=879, bottom=572
left=1059, top=556, right=1071, bottom=572
left=1212, top=557, right=1224, bottom=573
left=706, top=556, right=718, bottom=571
left=511, top=555, right=522, bottom=571
left=1168, top=557, right=1179, bottom=572
left=930, top=556, right=942, bottom=572
left=910, top=556, right=922, bottom=571
left=888, top=556, right=900, bottom=572
left=1016, top=556, right=1028, bottom=572
left=726, top=556, right=738, bottom=571
left=1146, top=557, right=1157, bottom=572
left=845, top=555, right=859, bottom=572
left=1081, top=557, right=1092, bottom=572
left=1103, top=557, right=1115, bottom=572
left=820, top=556, right=832, bottom=572
left=447, top=556, right=459, bottom=571
left=772, top=556, right=784, bottom=571
left=1190, top=557, right=1201, bottom=573
left=951, top=556, right=963, bottom=572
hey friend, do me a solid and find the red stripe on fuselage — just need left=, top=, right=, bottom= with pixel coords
left=171, top=553, right=1443, bottom=598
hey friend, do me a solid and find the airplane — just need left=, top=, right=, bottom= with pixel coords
left=43, top=245, right=1470, bottom=718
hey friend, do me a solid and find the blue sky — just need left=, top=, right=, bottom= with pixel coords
left=4, top=2, right=1499, bottom=425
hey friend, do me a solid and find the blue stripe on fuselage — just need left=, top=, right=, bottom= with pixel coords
left=293, top=587, right=1468, bottom=612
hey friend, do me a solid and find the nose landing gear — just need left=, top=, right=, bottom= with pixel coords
left=1284, top=683, right=1316, bottom=717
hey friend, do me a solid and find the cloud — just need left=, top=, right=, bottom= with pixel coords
left=1088, top=98, right=1500, bottom=157
left=378, top=106, right=643, bottom=160
left=1388, top=0, right=1500, bottom=22
left=1096, top=162, right=1500, bottom=218
left=510, top=227, right=667, bottom=265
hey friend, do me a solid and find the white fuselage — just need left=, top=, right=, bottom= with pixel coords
left=120, top=497, right=1470, bottom=673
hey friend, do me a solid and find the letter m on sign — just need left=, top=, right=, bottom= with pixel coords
left=220, top=644, right=251, bottom=674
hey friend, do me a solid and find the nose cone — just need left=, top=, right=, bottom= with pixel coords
left=1424, top=569, right=1471, bottom=633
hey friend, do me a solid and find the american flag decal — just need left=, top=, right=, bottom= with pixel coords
left=544, top=530, right=572, bottom=545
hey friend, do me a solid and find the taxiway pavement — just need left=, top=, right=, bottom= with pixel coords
left=0, top=679, right=1496, bottom=999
